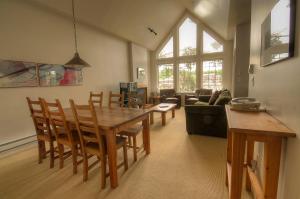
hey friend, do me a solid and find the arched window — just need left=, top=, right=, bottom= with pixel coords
left=156, top=15, right=225, bottom=92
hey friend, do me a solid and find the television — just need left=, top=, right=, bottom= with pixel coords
left=260, top=0, right=296, bottom=66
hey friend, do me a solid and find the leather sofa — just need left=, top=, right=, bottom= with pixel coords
left=184, top=89, right=231, bottom=138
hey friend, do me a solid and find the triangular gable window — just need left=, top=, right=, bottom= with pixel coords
left=179, top=18, right=197, bottom=56
left=158, top=37, right=173, bottom=59
left=203, top=31, right=223, bottom=53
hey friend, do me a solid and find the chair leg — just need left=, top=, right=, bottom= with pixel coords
left=128, top=136, right=132, bottom=147
left=83, top=153, right=88, bottom=182
left=133, top=136, right=137, bottom=162
left=123, top=144, right=128, bottom=171
left=58, top=144, right=64, bottom=169
left=100, top=155, right=107, bottom=189
left=41, top=141, right=47, bottom=159
left=38, top=140, right=43, bottom=164
left=72, top=145, right=78, bottom=174
left=49, top=141, right=55, bottom=168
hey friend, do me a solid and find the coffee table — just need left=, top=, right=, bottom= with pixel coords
left=150, top=103, right=177, bottom=126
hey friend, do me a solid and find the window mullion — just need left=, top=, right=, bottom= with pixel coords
left=174, top=25, right=179, bottom=92
left=197, top=24, right=203, bottom=89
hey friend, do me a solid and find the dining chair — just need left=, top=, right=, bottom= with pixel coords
left=108, top=91, right=124, bottom=108
left=26, top=97, right=56, bottom=168
left=120, top=92, right=149, bottom=162
left=70, top=99, right=128, bottom=188
left=42, top=98, right=81, bottom=174
left=90, top=91, right=103, bottom=108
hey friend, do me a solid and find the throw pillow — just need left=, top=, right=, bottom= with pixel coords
left=214, top=96, right=231, bottom=106
left=214, top=89, right=232, bottom=105
left=208, top=90, right=221, bottom=105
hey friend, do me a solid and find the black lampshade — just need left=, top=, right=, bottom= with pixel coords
left=65, top=52, right=90, bottom=68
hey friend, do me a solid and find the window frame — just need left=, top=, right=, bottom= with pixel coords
left=202, top=59, right=224, bottom=91
left=178, top=61, right=197, bottom=93
left=155, top=14, right=226, bottom=93
left=157, top=63, right=175, bottom=90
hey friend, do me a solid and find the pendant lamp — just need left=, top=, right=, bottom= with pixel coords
left=65, top=0, right=90, bottom=68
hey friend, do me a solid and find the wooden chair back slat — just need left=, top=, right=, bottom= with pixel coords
left=70, top=99, right=106, bottom=157
left=90, top=91, right=103, bottom=108
left=26, top=97, right=52, bottom=138
left=109, top=91, right=124, bottom=108
left=26, top=97, right=57, bottom=168
left=48, top=111, right=61, bottom=116
left=41, top=98, right=73, bottom=143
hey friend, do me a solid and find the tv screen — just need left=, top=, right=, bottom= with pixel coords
left=260, top=0, right=296, bottom=66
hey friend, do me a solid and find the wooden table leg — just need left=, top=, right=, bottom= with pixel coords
left=142, top=115, right=150, bottom=154
left=226, top=128, right=232, bottom=186
left=162, top=112, right=166, bottom=126
left=105, top=129, right=118, bottom=188
left=246, top=139, right=255, bottom=191
left=172, top=108, right=175, bottom=118
left=264, top=137, right=282, bottom=199
left=230, top=132, right=246, bottom=199
left=150, top=112, right=154, bottom=125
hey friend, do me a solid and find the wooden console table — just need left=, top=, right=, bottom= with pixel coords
left=225, top=105, right=295, bottom=199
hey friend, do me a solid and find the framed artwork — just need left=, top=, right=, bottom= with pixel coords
left=38, top=64, right=83, bottom=86
left=260, top=0, right=296, bottom=66
left=0, top=59, right=38, bottom=88
left=137, top=67, right=145, bottom=81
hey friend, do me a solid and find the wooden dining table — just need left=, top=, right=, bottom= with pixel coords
left=63, top=107, right=151, bottom=188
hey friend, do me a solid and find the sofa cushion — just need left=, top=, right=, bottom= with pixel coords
left=208, top=90, right=221, bottom=105
left=194, top=101, right=209, bottom=106
left=186, top=97, right=199, bottom=101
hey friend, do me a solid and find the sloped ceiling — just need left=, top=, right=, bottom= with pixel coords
left=176, top=0, right=231, bottom=39
left=28, top=0, right=250, bottom=50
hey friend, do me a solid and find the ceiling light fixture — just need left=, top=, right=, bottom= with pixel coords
left=148, top=27, right=158, bottom=36
left=65, top=0, right=90, bottom=68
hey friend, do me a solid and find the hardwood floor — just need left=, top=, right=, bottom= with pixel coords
left=0, top=109, right=253, bottom=199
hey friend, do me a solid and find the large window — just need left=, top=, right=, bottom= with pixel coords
left=203, top=31, right=223, bottom=53
left=179, top=62, right=196, bottom=92
left=156, top=15, right=226, bottom=92
left=158, top=37, right=173, bottom=59
left=158, top=64, right=174, bottom=89
left=179, top=18, right=197, bottom=56
left=202, top=60, right=223, bottom=91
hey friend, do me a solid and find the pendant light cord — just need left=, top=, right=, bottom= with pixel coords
left=72, top=0, right=78, bottom=53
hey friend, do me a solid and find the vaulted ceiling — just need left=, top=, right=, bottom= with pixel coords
left=28, top=0, right=251, bottom=50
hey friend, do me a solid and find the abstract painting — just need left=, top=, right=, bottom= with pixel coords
left=38, top=64, right=83, bottom=86
left=0, top=59, right=38, bottom=88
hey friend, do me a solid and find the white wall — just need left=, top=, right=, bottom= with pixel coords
left=129, top=43, right=151, bottom=88
left=249, top=0, right=300, bottom=198
left=0, top=0, right=130, bottom=145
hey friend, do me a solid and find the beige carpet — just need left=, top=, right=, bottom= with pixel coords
left=0, top=109, right=253, bottom=199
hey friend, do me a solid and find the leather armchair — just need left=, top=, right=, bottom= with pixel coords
left=160, top=89, right=181, bottom=108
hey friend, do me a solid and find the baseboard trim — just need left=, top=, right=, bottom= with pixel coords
left=0, top=135, right=37, bottom=153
